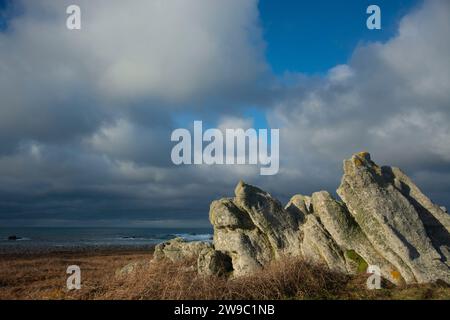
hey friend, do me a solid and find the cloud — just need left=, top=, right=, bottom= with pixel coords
left=0, top=0, right=449, bottom=226
left=1, top=0, right=266, bottom=102
left=267, top=0, right=450, bottom=205
left=0, top=0, right=268, bottom=225
left=0, top=0, right=267, bottom=148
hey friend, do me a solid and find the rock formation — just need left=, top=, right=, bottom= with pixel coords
left=150, top=152, right=450, bottom=285
left=152, top=237, right=233, bottom=276
left=153, top=237, right=213, bottom=262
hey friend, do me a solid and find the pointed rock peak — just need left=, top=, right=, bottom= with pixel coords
left=235, top=180, right=246, bottom=193
left=285, top=194, right=313, bottom=222
left=352, top=151, right=372, bottom=166
left=288, top=194, right=311, bottom=206
left=286, top=194, right=313, bottom=213
left=347, top=151, right=382, bottom=174
left=356, top=151, right=371, bottom=161
left=234, top=180, right=267, bottom=199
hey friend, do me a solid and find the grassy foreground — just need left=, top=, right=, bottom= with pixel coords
left=0, top=249, right=449, bottom=300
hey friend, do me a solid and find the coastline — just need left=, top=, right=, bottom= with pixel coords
left=0, top=243, right=155, bottom=256
left=0, top=227, right=212, bottom=255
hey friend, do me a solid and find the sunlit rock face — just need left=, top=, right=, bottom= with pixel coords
left=337, top=152, right=450, bottom=284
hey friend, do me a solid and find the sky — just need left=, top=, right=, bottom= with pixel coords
left=259, top=0, right=419, bottom=74
left=0, top=0, right=449, bottom=228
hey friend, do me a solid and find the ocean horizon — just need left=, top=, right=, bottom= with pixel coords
left=0, top=227, right=213, bottom=252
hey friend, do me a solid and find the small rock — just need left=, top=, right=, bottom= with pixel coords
left=115, top=260, right=150, bottom=278
left=153, top=237, right=213, bottom=263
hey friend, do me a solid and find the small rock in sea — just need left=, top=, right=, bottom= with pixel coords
left=8, top=235, right=20, bottom=241
left=441, top=206, right=448, bottom=213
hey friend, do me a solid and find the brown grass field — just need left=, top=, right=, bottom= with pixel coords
left=0, top=249, right=449, bottom=300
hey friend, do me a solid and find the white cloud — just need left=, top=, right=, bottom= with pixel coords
left=267, top=0, right=450, bottom=204
left=0, top=0, right=267, bottom=150
left=2, top=0, right=267, bottom=102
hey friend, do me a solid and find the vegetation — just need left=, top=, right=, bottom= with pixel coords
left=345, top=250, right=369, bottom=273
left=0, top=250, right=448, bottom=300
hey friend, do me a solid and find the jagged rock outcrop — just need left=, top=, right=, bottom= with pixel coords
left=337, top=152, right=450, bottom=284
left=382, top=166, right=450, bottom=264
left=146, top=152, right=449, bottom=285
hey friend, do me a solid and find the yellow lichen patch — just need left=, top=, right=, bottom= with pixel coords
left=354, top=157, right=364, bottom=167
left=391, top=270, right=401, bottom=280
left=357, top=151, right=370, bottom=159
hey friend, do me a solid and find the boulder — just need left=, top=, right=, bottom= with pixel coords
left=115, top=260, right=149, bottom=278
left=210, top=198, right=278, bottom=276
left=210, top=181, right=303, bottom=276
left=233, top=181, right=303, bottom=254
left=337, top=152, right=450, bottom=284
left=153, top=237, right=213, bottom=263
left=152, top=237, right=233, bottom=277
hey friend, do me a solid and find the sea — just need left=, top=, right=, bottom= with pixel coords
left=0, top=227, right=213, bottom=252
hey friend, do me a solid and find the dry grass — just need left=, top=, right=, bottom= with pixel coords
left=0, top=249, right=152, bottom=300
left=97, top=256, right=450, bottom=300
left=100, top=257, right=350, bottom=300
left=1, top=250, right=449, bottom=300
